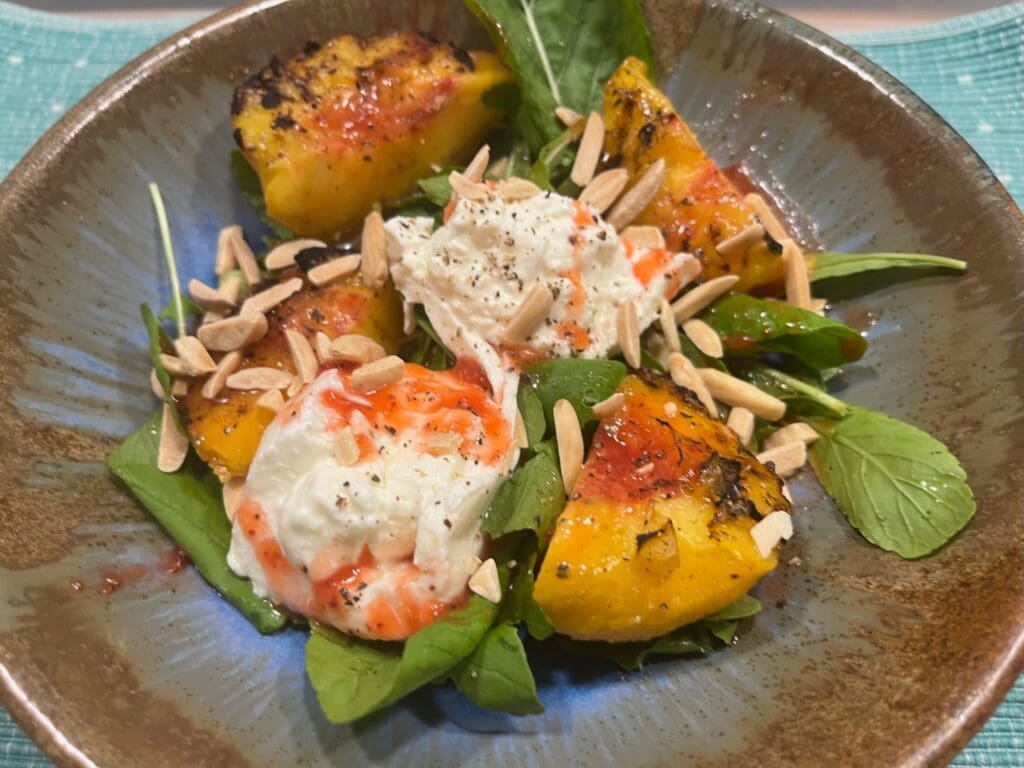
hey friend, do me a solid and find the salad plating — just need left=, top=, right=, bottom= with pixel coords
left=109, top=0, right=973, bottom=721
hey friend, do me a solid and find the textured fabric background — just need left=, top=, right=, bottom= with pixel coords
left=0, top=1, right=1021, bottom=765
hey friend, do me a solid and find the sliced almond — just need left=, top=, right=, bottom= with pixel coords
left=188, top=278, right=235, bottom=313
left=214, top=227, right=236, bottom=276
left=220, top=225, right=260, bottom=286
left=239, top=277, right=303, bottom=316
left=255, top=388, right=285, bottom=413
left=621, top=225, right=666, bottom=250
left=555, top=106, right=583, bottom=131
left=265, top=238, right=327, bottom=271
left=616, top=299, right=641, bottom=369
left=553, top=399, right=583, bottom=494
left=570, top=112, right=605, bottom=187
left=171, top=378, right=188, bottom=397
left=202, top=310, right=225, bottom=326
left=743, top=193, right=789, bottom=242
left=463, top=144, right=490, bottom=182
left=333, top=426, right=360, bottom=466
left=592, top=392, right=626, bottom=419
left=468, top=557, right=501, bottom=604
left=286, top=375, right=304, bottom=399
left=676, top=257, right=704, bottom=292
left=715, top=222, right=766, bottom=256
left=659, top=299, right=681, bottom=353
left=668, top=352, right=718, bottom=416
left=756, top=440, right=807, bottom=478
left=222, top=477, right=245, bottom=521
left=504, top=283, right=554, bottom=344
left=782, top=239, right=812, bottom=310
left=158, top=354, right=188, bottom=378
left=172, top=336, right=217, bottom=376
left=284, top=329, right=319, bottom=384
left=350, top=355, right=405, bottom=390
left=810, top=297, right=828, bottom=316
left=218, top=273, right=245, bottom=305
left=427, top=432, right=462, bottom=455
left=360, top=211, right=389, bottom=289
left=682, top=318, right=724, bottom=358
left=329, top=334, right=386, bottom=365
left=578, top=168, right=629, bottom=213
left=764, top=422, right=820, bottom=451
left=498, top=177, right=542, bottom=201
left=751, top=510, right=793, bottom=558
left=197, top=312, right=269, bottom=352
left=201, top=350, right=242, bottom=399
left=607, top=158, right=666, bottom=230
left=157, top=404, right=189, bottom=473
left=671, top=274, right=740, bottom=322
left=448, top=170, right=489, bottom=201
left=726, top=406, right=755, bottom=446
left=226, top=367, right=294, bottom=391
left=697, top=368, right=786, bottom=421
left=308, top=254, right=361, bottom=288
left=514, top=409, right=529, bottom=450
left=313, top=331, right=333, bottom=364
left=149, top=368, right=165, bottom=399
left=487, top=155, right=510, bottom=178
left=782, top=483, right=793, bottom=503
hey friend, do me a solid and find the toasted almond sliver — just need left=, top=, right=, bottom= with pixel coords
left=782, top=239, right=812, bottom=310
left=504, top=283, right=554, bottom=344
left=150, top=368, right=164, bottom=399
left=171, top=378, right=188, bottom=397
left=157, top=404, right=189, bottom=473
left=172, top=336, right=217, bottom=376
left=726, top=406, right=755, bottom=447
left=360, top=211, right=389, bottom=289
left=514, top=409, right=529, bottom=450
left=313, top=331, right=333, bottom=364
left=197, top=312, right=269, bottom=352
left=578, top=168, right=630, bottom=213
left=570, top=112, right=605, bottom=187
left=764, top=422, right=820, bottom=451
left=255, top=388, right=285, bottom=413
left=592, top=392, right=626, bottom=419
left=214, top=228, right=236, bottom=276
left=222, top=477, right=245, bottom=522
left=188, top=278, right=235, bottom=313
left=487, top=155, right=510, bottom=179
left=553, top=399, right=583, bottom=494
left=286, top=375, right=304, bottom=399
left=682, top=318, right=724, bottom=359
left=159, top=354, right=188, bottom=378
left=427, top=432, right=462, bottom=455
left=671, top=274, right=740, bottom=322
left=782, top=483, right=793, bottom=503
left=333, top=426, right=360, bottom=465
left=202, top=310, right=225, bottom=326
left=607, top=158, right=666, bottom=230
left=226, top=367, right=294, bottom=391
left=239, top=277, right=303, bottom=316
left=810, top=297, right=828, bottom=316
left=621, top=225, right=666, bottom=250
left=668, top=352, right=718, bottom=416
left=555, top=106, right=583, bottom=131
left=219, top=225, right=260, bottom=286
left=351, top=355, right=405, bottom=390
left=218, top=273, right=245, bottom=304
left=659, top=299, right=681, bottom=353
left=616, top=300, right=641, bottom=369
left=743, top=192, right=789, bottom=243
left=499, top=177, right=543, bottom=201
left=448, top=170, right=489, bottom=201
left=468, top=558, right=501, bottom=603
left=757, top=441, right=807, bottom=478
left=201, top=350, right=242, bottom=399
left=751, top=510, right=793, bottom=558
left=329, top=334, right=386, bottom=365
left=698, top=368, right=786, bottom=421
left=308, top=254, right=361, bottom=288
left=715, top=222, right=766, bottom=256
left=284, top=329, right=319, bottom=384
left=463, top=144, right=490, bottom=183
left=265, top=238, right=327, bottom=271
left=402, top=301, right=417, bottom=336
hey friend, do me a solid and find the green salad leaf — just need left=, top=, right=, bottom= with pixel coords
left=524, top=358, right=627, bottom=430
left=517, top=387, right=547, bottom=448
left=704, top=293, right=866, bottom=369
left=229, top=150, right=294, bottom=240
left=508, top=552, right=554, bottom=640
left=737, top=363, right=850, bottom=420
left=809, top=252, right=966, bottom=282
left=306, top=596, right=498, bottom=723
left=108, top=412, right=287, bottom=633
left=464, top=0, right=654, bottom=151
left=808, top=406, right=975, bottom=558
left=418, top=173, right=455, bottom=207
left=482, top=441, right=565, bottom=539
left=452, top=623, right=544, bottom=715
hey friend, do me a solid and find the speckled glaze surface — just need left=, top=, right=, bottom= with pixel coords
left=0, top=1, right=1021, bottom=766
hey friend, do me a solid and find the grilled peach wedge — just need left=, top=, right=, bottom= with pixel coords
left=603, top=57, right=786, bottom=295
left=232, top=33, right=513, bottom=240
left=533, top=371, right=787, bottom=642
left=181, top=271, right=404, bottom=480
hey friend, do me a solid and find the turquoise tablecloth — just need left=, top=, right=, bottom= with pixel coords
left=0, top=1, right=1021, bottom=765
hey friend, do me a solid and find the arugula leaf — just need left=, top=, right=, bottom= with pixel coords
left=403, top=308, right=455, bottom=372
left=705, top=594, right=763, bottom=621
left=418, top=173, right=454, bottom=207
left=529, top=128, right=577, bottom=191
left=809, top=252, right=966, bottom=282
left=517, top=387, right=547, bottom=448
left=229, top=150, right=295, bottom=240
left=736, top=363, right=850, bottom=420
left=465, top=0, right=654, bottom=151
left=108, top=412, right=287, bottom=633
left=508, top=551, right=554, bottom=640
left=524, top=358, right=627, bottom=430
left=704, top=294, right=866, bottom=369
left=306, top=596, right=498, bottom=723
left=158, top=296, right=204, bottom=321
left=808, top=406, right=975, bottom=559
left=482, top=441, right=565, bottom=539
left=452, top=624, right=544, bottom=715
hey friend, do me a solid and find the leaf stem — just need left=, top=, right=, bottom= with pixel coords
left=519, top=0, right=562, bottom=105
left=148, top=182, right=185, bottom=338
left=762, top=367, right=851, bottom=419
